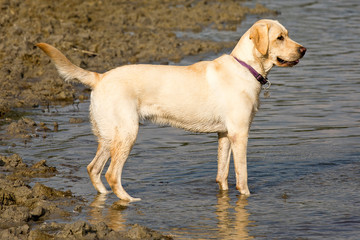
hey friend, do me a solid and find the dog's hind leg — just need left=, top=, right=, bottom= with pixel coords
left=87, top=140, right=110, bottom=194
left=216, top=132, right=231, bottom=191
left=105, top=125, right=140, bottom=201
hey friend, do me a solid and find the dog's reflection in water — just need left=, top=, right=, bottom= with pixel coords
left=88, top=192, right=253, bottom=239
left=88, top=194, right=129, bottom=232
left=216, top=192, right=253, bottom=240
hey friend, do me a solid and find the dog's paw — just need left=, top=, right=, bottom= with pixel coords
left=129, top=197, right=141, bottom=202
left=241, top=189, right=251, bottom=196
left=237, top=184, right=251, bottom=196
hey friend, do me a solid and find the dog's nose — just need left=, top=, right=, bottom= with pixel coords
left=299, top=46, right=307, bottom=57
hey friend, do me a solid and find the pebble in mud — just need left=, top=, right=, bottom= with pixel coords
left=69, top=117, right=85, bottom=124
left=53, top=121, right=59, bottom=132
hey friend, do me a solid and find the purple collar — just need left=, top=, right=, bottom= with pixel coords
left=233, top=56, right=268, bottom=85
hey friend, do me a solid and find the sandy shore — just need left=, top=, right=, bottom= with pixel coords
left=0, top=1, right=274, bottom=239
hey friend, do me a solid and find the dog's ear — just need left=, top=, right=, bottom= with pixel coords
left=249, top=23, right=269, bottom=55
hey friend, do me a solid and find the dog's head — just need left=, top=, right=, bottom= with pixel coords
left=249, top=19, right=306, bottom=67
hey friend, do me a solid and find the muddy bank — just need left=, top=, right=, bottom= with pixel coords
left=0, top=0, right=275, bottom=117
left=0, top=153, right=173, bottom=240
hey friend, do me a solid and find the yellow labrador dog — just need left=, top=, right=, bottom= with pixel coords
left=37, top=19, right=306, bottom=201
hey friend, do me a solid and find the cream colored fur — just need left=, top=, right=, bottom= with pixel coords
left=37, top=19, right=306, bottom=201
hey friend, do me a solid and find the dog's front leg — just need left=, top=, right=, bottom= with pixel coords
left=216, top=132, right=231, bottom=190
left=228, top=130, right=250, bottom=196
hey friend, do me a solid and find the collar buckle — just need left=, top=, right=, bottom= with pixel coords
left=256, top=74, right=268, bottom=85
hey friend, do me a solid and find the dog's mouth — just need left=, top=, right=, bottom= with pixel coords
left=277, top=57, right=300, bottom=67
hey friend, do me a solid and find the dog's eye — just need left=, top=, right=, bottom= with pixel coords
left=277, top=35, right=284, bottom=41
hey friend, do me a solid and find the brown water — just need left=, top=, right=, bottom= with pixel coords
left=1, top=0, right=360, bottom=239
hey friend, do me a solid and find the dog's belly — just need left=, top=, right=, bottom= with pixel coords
left=151, top=115, right=226, bottom=133
left=139, top=104, right=227, bottom=133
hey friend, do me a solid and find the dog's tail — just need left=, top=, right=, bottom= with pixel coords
left=36, top=43, right=99, bottom=88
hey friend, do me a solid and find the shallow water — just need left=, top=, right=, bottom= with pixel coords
left=1, top=0, right=360, bottom=239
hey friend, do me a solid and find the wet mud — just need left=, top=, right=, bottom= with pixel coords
left=0, top=0, right=274, bottom=238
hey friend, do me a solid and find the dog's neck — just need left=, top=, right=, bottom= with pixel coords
left=233, top=56, right=268, bottom=85
left=231, top=30, right=274, bottom=78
